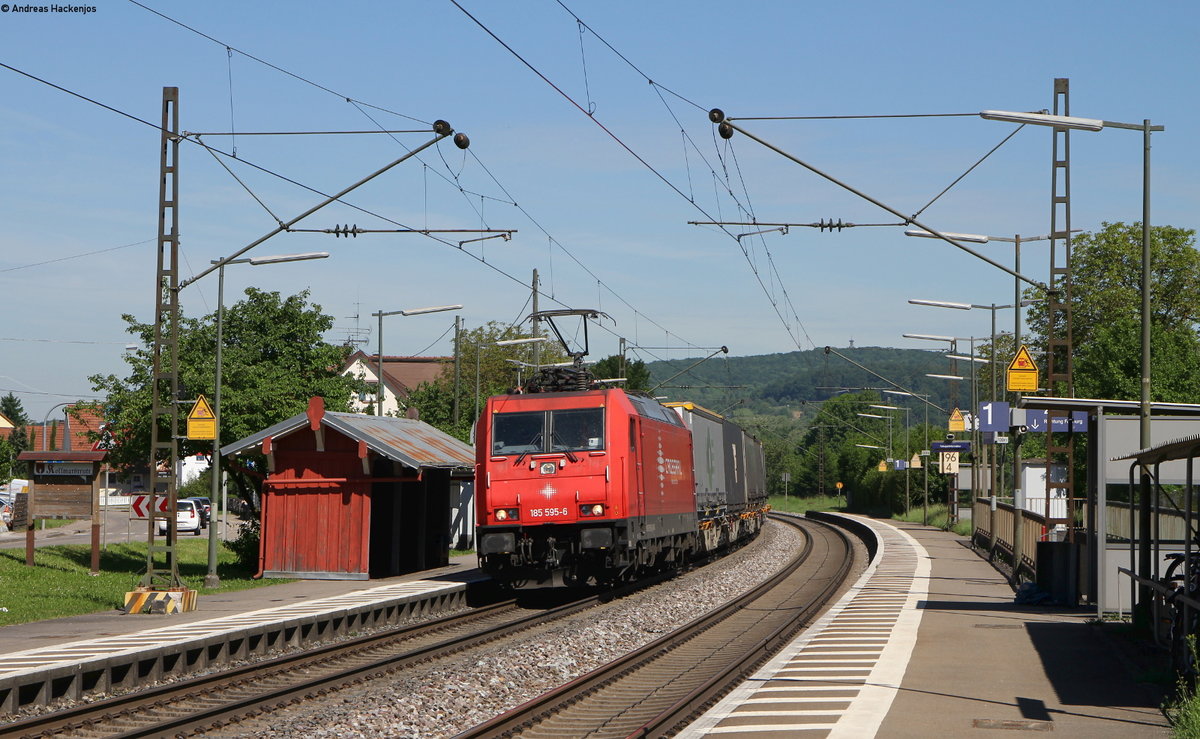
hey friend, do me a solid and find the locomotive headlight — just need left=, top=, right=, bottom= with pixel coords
left=495, top=509, right=507, bottom=521
left=580, top=504, right=605, bottom=517
left=494, top=508, right=519, bottom=521
left=591, top=504, right=604, bottom=516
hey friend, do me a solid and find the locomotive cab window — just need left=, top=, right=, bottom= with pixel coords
left=492, top=408, right=604, bottom=455
left=550, top=408, right=604, bottom=452
left=492, top=411, right=545, bottom=455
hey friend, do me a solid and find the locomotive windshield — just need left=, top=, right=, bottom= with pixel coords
left=491, top=408, right=604, bottom=455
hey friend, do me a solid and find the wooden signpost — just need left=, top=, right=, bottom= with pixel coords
left=16, top=451, right=107, bottom=574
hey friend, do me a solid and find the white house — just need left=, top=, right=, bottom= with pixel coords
left=341, top=352, right=451, bottom=416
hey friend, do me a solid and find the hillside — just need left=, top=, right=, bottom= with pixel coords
left=644, top=346, right=968, bottom=419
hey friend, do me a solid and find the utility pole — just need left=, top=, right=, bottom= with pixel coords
left=531, top=269, right=541, bottom=369
left=142, top=86, right=185, bottom=593
left=453, top=315, right=462, bottom=425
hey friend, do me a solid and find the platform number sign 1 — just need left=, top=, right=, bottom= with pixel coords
left=977, top=401, right=1011, bottom=432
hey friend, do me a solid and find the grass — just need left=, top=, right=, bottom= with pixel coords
left=1163, top=639, right=1200, bottom=737
left=0, top=539, right=291, bottom=626
left=894, top=503, right=973, bottom=536
left=450, top=549, right=475, bottom=558
left=769, top=494, right=846, bottom=514
left=769, top=495, right=973, bottom=537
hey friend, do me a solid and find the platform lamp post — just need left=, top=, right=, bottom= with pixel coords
left=905, top=228, right=1055, bottom=372
left=885, top=390, right=931, bottom=524
left=475, top=337, right=547, bottom=420
left=924, top=370, right=973, bottom=525
left=854, top=443, right=885, bottom=509
left=856, top=413, right=893, bottom=460
left=373, top=304, right=463, bottom=418
left=906, top=230, right=1052, bottom=580
left=946, top=351, right=990, bottom=538
left=206, top=251, right=329, bottom=588
left=980, top=108, right=1163, bottom=609
left=871, top=403, right=909, bottom=513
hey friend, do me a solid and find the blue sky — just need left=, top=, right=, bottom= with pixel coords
left=2, top=1, right=1196, bottom=422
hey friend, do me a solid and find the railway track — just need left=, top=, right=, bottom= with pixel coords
left=455, top=514, right=854, bottom=739
left=0, top=593, right=598, bottom=738
left=2, top=515, right=848, bottom=738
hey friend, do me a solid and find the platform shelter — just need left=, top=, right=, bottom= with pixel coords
left=221, top=397, right=474, bottom=580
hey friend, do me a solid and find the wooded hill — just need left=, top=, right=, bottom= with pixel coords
left=645, top=346, right=966, bottom=421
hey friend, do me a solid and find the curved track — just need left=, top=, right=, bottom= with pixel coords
left=2, top=515, right=849, bottom=738
left=456, top=514, right=854, bottom=739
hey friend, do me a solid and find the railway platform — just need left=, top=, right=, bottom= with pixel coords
left=682, top=515, right=1171, bottom=738
left=0, top=553, right=484, bottom=714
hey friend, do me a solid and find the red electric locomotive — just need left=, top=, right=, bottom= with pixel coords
left=474, top=309, right=767, bottom=588
left=476, top=386, right=699, bottom=587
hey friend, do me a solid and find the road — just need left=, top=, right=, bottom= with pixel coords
left=0, top=508, right=240, bottom=549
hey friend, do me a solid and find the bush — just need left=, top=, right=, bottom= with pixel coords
left=227, top=515, right=260, bottom=570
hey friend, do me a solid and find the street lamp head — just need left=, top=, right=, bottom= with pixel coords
left=926, top=373, right=965, bottom=381
left=945, top=354, right=988, bottom=364
left=855, top=443, right=883, bottom=450
left=903, top=333, right=956, bottom=343
left=904, top=228, right=990, bottom=244
left=980, top=110, right=1104, bottom=132
left=247, top=252, right=330, bottom=266
left=494, top=337, right=548, bottom=346
left=856, top=412, right=886, bottom=419
left=399, top=304, right=463, bottom=316
left=868, top=404, right=901, bottom=410
left=909, top=298, right=972, bottom=311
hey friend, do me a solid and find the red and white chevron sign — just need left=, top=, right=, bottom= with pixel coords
left=130, top=494, right=169, bottom=519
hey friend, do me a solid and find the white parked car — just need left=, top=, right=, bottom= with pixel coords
left=157, top=499, right=203, bottom=536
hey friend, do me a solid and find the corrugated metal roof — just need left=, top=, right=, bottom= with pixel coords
left=1111, top=433, right=1200, bottom=465
left=221, top=410, right=473, bottom=471
left=324, top=412, right=473, bottom=470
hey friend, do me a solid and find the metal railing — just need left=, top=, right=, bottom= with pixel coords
left=973, top=497, right=1045, bottom=581
left=1105, top=500, right=1190, bottom=542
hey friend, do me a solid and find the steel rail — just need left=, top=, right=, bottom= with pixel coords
left=455, top=514, right=853, bottom=738
left=2, top=560, right=711, bottom=738
left=0, top=598, right=564, bottom=738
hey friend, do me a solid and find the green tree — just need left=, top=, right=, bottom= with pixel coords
left=1, top=394, right=31, bottom=478
left=792, top=391, right=946, bottom=511
left=0, top=393, right=30, bottom=425
left=591, top=355, right=651, bottom=392
left=86, top=288, right=364, bottom=505
left=0, top=435, right=13, bottom=485
left=1022, top=222, right=1200, bottom=402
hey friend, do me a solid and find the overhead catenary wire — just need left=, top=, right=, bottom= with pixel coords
left=128, top=0, right=428, bottom=126
left=128, top=3, right=722, bottom=362
left=0, top=237, right=155, bottom=273
left=2, top=52, right=714, bottom=379
left=480, top=6, right=816, bottom=352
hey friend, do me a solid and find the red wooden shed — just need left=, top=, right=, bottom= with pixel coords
left=221, top=398, right=474, bottom=580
